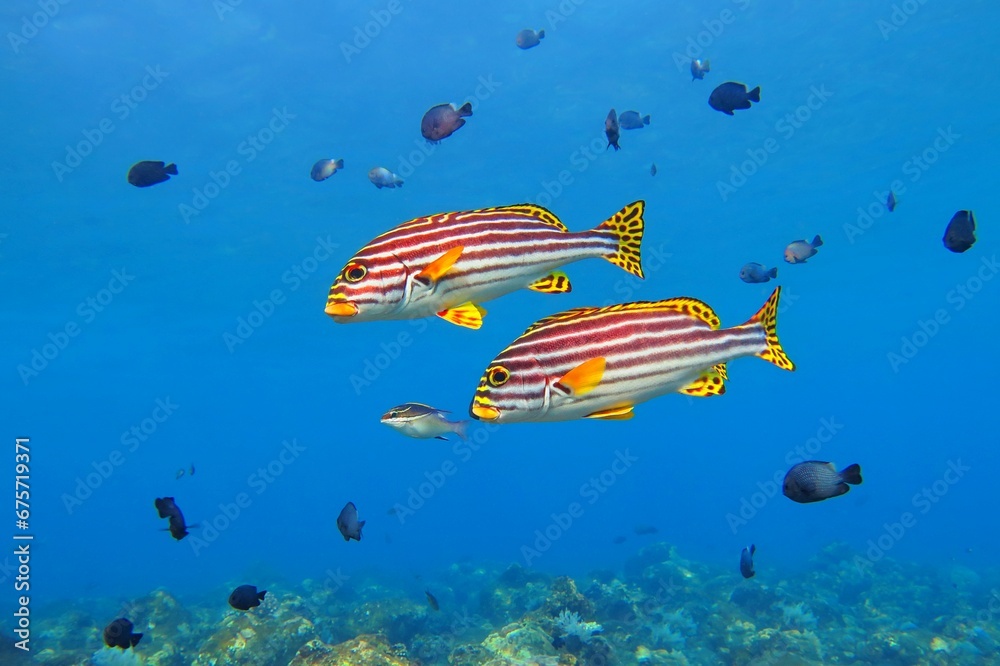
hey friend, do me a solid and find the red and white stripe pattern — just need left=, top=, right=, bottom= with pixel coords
left=470, top=289, right=794, bottom=423
left=326, top=203, right=643, bottom=323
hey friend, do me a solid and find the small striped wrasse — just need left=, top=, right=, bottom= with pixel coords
left=381, top=402, right=469, bottom=441
left=469, top=287, right=795, bottom=423
left=325, top=201, right=645, bottom=329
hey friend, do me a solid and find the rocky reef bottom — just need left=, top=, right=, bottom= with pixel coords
left=22, top=542, right=1000, bottom=666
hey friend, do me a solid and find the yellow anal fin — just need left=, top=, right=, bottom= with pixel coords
left=527, top=271, right=572, bottom=294
left=657, top=297, right=721, bottom=329
left=744, top=286, right=796, bottom=371
left=416, top=246, right=463, bottom=286
left=586, top=404, right=635, bottom=420
left=555, top=357, right=605, bottom=397
left=437, top=302, right=486, bottom=329
left=679, top=368, right=727, bottom=397
left=595, top=200, right=645, bottom=279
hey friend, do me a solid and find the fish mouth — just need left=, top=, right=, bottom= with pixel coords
left=470, top=403, right=500, bottom=422
left=325, top=301, right=358, bottom=318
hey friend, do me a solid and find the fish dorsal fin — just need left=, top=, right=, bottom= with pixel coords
left=586, top=404, right=635, bottom=420
left=652, top=297, right=721, bottom=329
left=389, top=205, right=567, bottom=235
left=519, top=307, right=599, bottom=337
left=527, top=271, right=572, bottom=294
left=436, top=302, right=486, bottom=329
left=416, top=246, right=463, bottom=286
left=679, top=367, right=727, bottom=397
left=398, top=403, right=445, bottom=416
left=478, top=203, right=569, bottom=231
left=520, top=298, right=719, bottom=338
left=554, top=357, right=605, bottom=397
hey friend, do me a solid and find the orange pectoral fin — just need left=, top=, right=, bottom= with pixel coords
left=416, top=246, right=464, bottom=286
left=554, top=357, right=605, bottom=397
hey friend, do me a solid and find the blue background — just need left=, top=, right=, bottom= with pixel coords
left=1, top=0, right=996, bottom=626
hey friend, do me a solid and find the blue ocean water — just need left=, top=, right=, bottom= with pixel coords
left=2, top=0, right=998, bottom=663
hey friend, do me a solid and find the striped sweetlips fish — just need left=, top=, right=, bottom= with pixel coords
left=324, top=201, right=645, bottom=329
left=469, top=287, right=795, bottom=422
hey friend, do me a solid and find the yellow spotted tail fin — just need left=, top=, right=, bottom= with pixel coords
left=745, top=287, right=795, bottom=371
left=595, top=200, right=645, bottom=279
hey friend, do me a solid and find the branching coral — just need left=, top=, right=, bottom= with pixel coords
left=554, top=609, right=602, bottom=643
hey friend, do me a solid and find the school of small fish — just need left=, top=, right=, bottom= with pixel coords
left=109, top=20, right=984, bottom=650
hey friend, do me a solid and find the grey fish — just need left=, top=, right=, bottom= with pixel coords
left=618, top=110, right=650, bottom=130
left=337, top=501, right=365, bottom=541
left=690, top=58, right=710, bottom=81
left=943, top=210, right=976, bottom=253
left=175, top=468, right=185, bottom=480
left=311, top=158, right=344, bottom=182
left=127, top=160, right=177, bottom=187
left=709, top=82, right=761, bottom=115
left=783, top=461, right=862, bottom=504
left=784, top=235, right=823, bottom=264
left=229, top=585, right=266, bottom=611
left=740, top=544, right=756, bottom=578
left=154, top=496, right=191, bottom=540
left=886, top=191, right=897, bottom=212
left=515, top=28, right=544, bottom=49
left=368, top=167, right=404, bottom=189
left=605, top=108, right=620, bottom=151
left=425, top=590, right=440, bottom=611
left=103, top=618, right=142, bottom=650
left=650, top=163, right=657, bottom=176
left=633, top=524, right=658, bottom=535
left=381, top=402, right=468, bottom=441
left=421, top=102, right=473, bottom=143
left=739, top=262, right=778, bottom=283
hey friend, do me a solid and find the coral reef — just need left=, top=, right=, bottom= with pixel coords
left=553, top=610, right=602, bottom=643
left=289, top=634, right=412, bottom=665
left=23, top=540, right=1000, bottom=666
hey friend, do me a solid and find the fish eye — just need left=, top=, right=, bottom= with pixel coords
left=389, top=411, right=399, bottom=418
left=488, top=366, right=510, bottom=387
left=345, top=263, right=367, bottom=282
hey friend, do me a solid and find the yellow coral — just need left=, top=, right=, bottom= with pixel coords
left=930, top=636, right=949, bottom=653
